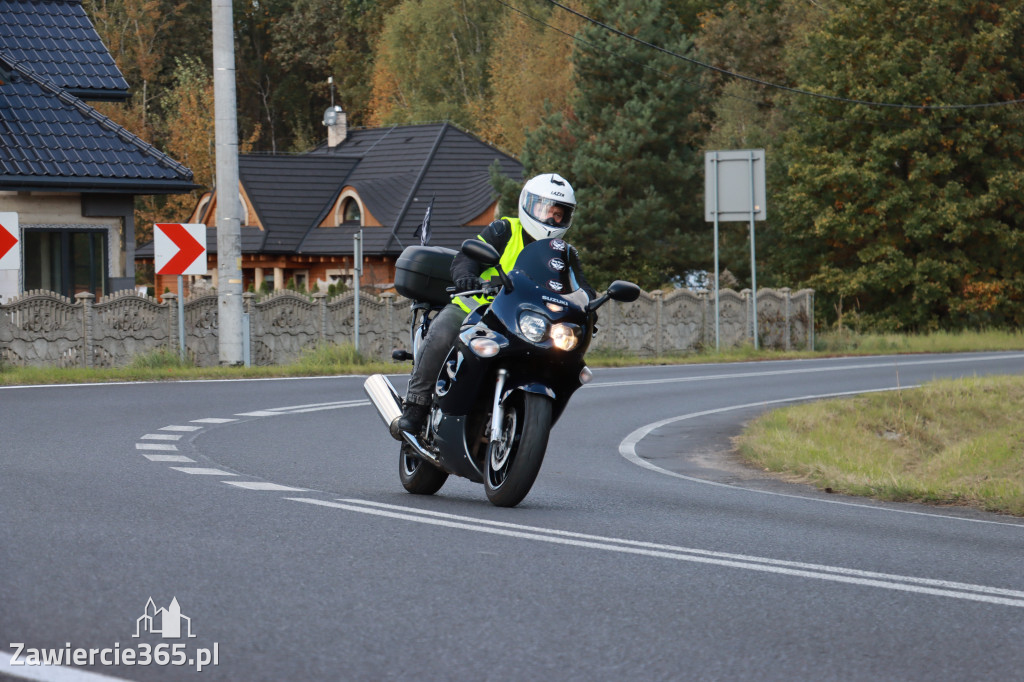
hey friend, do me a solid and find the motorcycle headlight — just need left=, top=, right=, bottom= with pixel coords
left=550, top=323, right=578, bottom=351
left=519, top=312, right=548, bottom=342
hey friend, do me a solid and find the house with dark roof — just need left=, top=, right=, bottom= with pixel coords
left=136, top=115, right=523, bottom=296
left=0, top=0, right=195, bottom=302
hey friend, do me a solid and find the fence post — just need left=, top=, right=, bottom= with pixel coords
left=164, top=293, right=178, bottom=356
left=75, top=292, right=95, bottom=369
left=652, top=289, right=663, bottom=357
left=782, top=287, right=792, bottom=351
left=741, top=289, right=752, bottom=346
left=807, top=290, right=815, bottom=351
left=243, top=292, right=256, bottom=366
left=699, top=289, right=709, bottom=351
left=382, top=292, right=395, bottom=361
left=313, top=291, right=327, bottom=341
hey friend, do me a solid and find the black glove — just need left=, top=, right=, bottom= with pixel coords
left=455, top=276, right=482, bottom=293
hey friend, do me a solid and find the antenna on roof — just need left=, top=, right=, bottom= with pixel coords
left=323, top=76, right=347, bottom=147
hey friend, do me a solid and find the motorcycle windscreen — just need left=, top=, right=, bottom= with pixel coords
left=511, top=238, right=590, bottom=308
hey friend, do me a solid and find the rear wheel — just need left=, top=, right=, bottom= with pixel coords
left=399, top=444, right=448, bottom=495
left=484, top=392, right=552, bottom=507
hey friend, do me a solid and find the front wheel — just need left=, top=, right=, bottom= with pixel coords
left=484, top=392, right=553, bottom=507
left=399, top=444, right=448, bottom=495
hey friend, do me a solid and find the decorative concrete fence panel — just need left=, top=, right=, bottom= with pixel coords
left=0, top=287, right=813, bottom=368
left=658, top=289, right=708, bottom=355
left=182, top=295, right=220, bottom=367
left=246, top=291, right=320, bottom=367
left=717, top=289, right=750, bottom=349
left=91, top=290, right=173, bottom=368
left=0, top=290, right=84, bottom=368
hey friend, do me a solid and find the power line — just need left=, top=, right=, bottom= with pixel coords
left=543, top=0, right=1024, bottom=111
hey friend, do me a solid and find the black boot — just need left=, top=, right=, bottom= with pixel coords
left=398, top=401, right=430, bottom=435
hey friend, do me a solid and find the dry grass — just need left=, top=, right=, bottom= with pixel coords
left=737, top=375, right=1024, bottom=516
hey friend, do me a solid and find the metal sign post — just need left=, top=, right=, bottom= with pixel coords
left=710, top=164, right=722, bottom=351
left=353, top=230, right=362, bottom=353
left=704, top=150, right=767, bottom=350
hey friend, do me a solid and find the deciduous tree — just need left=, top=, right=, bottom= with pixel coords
left=368, top=0, right=502, bottom=127
left=774, top=0, right=1024, bottom=330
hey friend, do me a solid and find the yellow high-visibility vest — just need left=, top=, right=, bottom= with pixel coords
left=455, top=217, right=525, bottom=313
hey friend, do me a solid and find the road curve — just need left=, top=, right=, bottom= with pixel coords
left=2, top=352, right=1024, bottom=681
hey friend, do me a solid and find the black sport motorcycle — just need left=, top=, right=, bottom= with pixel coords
left=364, top=237, right=640, bottom=507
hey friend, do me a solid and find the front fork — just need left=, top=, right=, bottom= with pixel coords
left=488, top=369, right=509, bottom=448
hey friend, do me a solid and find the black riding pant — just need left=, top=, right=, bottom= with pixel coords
left=405, top=303, right=466, bottom=406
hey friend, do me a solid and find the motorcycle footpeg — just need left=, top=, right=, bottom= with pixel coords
left=400, top=431, right=443, bottom=468
left=392, top=349, right=414, bottom=362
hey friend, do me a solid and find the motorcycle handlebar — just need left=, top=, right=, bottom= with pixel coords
left=446, top=282, right=503, bottom=298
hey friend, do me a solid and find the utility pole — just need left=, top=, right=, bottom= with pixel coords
left=212, top=0, right=243, bottom=365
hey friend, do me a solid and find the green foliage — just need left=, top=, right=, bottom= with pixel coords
left=773, top=0, right=1024, bottom=331
left=522, top=0, right=706, bottom=290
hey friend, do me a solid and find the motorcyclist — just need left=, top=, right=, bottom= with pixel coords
left=398, top=172, right=593, bottom=435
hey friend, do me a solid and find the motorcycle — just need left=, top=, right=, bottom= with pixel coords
left=364, top=237, right=640, bottom=507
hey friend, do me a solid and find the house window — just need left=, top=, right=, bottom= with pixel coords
left=23, top=229, right=107, bottom=298
left=342, top=198, right=361, bottom=223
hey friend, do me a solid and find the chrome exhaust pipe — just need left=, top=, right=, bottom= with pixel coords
left=363, top=374, right=404, bottom=440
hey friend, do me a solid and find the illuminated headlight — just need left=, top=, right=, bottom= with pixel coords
left=519, top=312, right=548, bottom=342
left=469, top=337, right=500, bottom=357
left=550, top=323, right=578, bottom=351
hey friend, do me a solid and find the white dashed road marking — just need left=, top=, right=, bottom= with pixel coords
left=142, top=455, right=195, bottom=463
left=136, top=398, right=370, bottom=491
left=223, top=481, right=307, bottom=492
left=169, top=467, right=237, bottom=476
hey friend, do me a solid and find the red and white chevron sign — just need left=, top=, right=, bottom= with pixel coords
left=0, top=212, right=20, bottom=270
left=155, top=223, right=207, bottom=276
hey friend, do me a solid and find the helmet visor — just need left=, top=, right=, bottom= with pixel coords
left=523, top=193, right=574, bottom=229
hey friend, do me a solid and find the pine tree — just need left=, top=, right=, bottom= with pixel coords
left=522, top=0, right=706, bottom=289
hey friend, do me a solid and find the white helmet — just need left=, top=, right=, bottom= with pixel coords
left=518, top=173, right=576, bottom=241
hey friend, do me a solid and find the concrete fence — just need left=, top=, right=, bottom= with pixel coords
left=0, top=287, right=813, bottom=368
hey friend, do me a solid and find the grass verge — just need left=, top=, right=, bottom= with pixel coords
left=736, top=374, right=1024, bottom=516
left=0, top=344, right=397, bottom=385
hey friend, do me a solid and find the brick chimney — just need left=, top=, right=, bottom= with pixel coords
left=324, top=105, right=347, bottom=148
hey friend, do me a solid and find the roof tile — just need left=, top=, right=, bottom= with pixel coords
left=0, top=0, right=129, bottom=100
left=0, top=55, right=194, bottom=192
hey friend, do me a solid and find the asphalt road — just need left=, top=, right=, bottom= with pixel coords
left=3, top=352, right=1024, bottom=681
